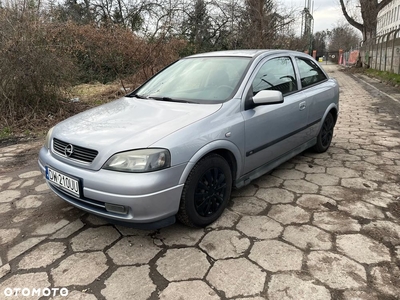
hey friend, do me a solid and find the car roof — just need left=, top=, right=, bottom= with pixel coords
left=187, top=49, right=309, bottom=59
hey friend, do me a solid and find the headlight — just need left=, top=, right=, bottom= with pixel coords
left=44, top=127, right=54, bottom=149
left=103, top=149, right=171, bottom=173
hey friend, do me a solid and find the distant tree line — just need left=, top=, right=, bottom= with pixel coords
left=0, top=0, right=366, bottom=129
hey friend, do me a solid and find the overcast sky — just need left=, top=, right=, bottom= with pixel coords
left=284, top=0, right=348, bottom=33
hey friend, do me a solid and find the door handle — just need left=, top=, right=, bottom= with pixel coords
left=299, top=101, right=306, bottom=111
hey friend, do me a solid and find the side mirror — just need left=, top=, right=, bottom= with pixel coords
left=253, top=90, right=284, bottom=106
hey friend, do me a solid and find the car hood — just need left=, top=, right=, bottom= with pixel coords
left=53, top=97, right=222, bottom=156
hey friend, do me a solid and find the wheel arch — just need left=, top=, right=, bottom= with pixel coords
left=178, top=140, right=242, bottom=186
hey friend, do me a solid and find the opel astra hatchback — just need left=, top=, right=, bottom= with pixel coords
left=38, top=50, right=339, bottom=228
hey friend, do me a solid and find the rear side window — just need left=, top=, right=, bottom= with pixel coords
left=252, top=57, right=298, bottom=96
left=296, top=57, right=327, bottom=88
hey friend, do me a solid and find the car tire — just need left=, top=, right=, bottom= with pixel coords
left=177, top=154, right=232, bottom=227
left=313, top=112, right=334, bottom=153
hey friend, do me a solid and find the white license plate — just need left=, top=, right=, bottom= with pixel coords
left=46, top=166, right=80, bottom=197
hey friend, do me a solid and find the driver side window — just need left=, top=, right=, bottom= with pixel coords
left=252, top=57, right=297, bottom=96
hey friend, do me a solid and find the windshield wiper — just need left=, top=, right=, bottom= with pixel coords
left=149, top=96, right=195, bottom=104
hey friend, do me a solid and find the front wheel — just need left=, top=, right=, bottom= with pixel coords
left=313, top=112, right=335, bottom=153
left=177, top=154, right=232, bottom=227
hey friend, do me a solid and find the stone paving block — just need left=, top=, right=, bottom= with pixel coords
left=283, top=179, right=319, bottom=194
left=71, top=226, right=120, bottom=251
left=364, top=156, right=394, bottom=165
left=0, top=176, right=12, bottom=187
left=12, top=209, right=38, bottom=223
left=370, top=265, right=400, bottom=297
left=7, top=237, right=46, bottom=261
left=0, top=263, right=11, bottom=279
left=296, top=194, right=337, bottom=211
left=314, top=158, right=344, bottom=167
left=253, top=175, right=283, bottom=188
left=34, top=183, right=50, bottom=192
left=15, top=195, right=43, bottom=209
left=341, top=178, right=378, bottom=190
left=33, top=219, right=70, bottom=235
left=305, top=173, right=340, bottom=186
left=268, top=204, right=310, bottom=225
left=331, top=154, right=361, bottom=161
left=348, top=149, right=376, bottom=156
left=53, top=290, right=98, bottom=300
left=0, top=203, right=11, bottom=214
left=283, top=225, right=332, bottom=250
left=107, top=236, right=161, bottom=265
left=362, top=220, right=400, bottom=246
left=249, top=240, right=302, bottom=272
left=114, top=226, right=152, bottom=237
left=20, top=179, right=34, bottom=188
left=18, top=242, right=66, bottom=269
left=338, top=201, right=385, bottom=219
left=85, top=214, right=109, bottom=226
left=207, top=209, right=240, bottom=229
left=295, top=163, right=326, bottom=174
left=307, top=251, right=367, bottom=289
left=52, top=252, right=108, bottom=286
left=18, top=171, right=42, bottom=178
left=344, top=161, right=376, bottom=171
left=342, top=290, right=379, bottom=300
left=362, top=191, right=395, bottom=208
left=0, top=272, right=49, bottom=300
left=255, top=188, right=295, bottom=204
left=8, top=179, right=23, bottom=189
left=0, top=228, right=20, bottom=245
left=199, top=230, right=250, bottom=259
left=319, top=186, right=361, bottom=201
left=313, top=212, right=361, bottom=233
left=236, top=215, right=283, bottom=240
left=381, top=182, right=400, bottom=194
left=159, top=281, right=219, bottom=300
left=268, top=273, right=331, bottom=300
left=101, top=266, right=155, bottom=300
left=381, top=151, right=400, bottom=159
left=231, top=184, right=258, bottom=197
left=326, top=167, right=361, bottom=178
left=230, top=197, right=269, bottom=215
left=155, top=224, right=204, bottom=246
left=50, top=219, right=85, bottom=239
left=206, top=258, right=265, bottom=298
left=337, top=234, right=391, bottom=264
left=156, top=248, right=210, bottom=281
left=0, top=190, right=21, bottom=203
left=272, top=169, right=304, bottom=180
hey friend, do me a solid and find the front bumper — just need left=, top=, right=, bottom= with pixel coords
left=38, top=147, right=185, bottom=226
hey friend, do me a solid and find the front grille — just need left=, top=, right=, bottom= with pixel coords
left=53, top=138, right=98, bottom=163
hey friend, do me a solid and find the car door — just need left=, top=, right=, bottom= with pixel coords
left=242, top=56, right=310, bottom=174
left=295, top=56, right=331, bottom=137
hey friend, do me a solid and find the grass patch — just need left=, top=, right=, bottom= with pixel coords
left=365, top=69, right=400, bottom=86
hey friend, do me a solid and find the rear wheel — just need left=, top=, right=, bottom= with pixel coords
left=313, top=112, right=334, bottom=153
left=177, top=154, right=232, bottom=227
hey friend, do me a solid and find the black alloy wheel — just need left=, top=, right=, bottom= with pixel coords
left=177, top=154, right=232, bottom=227
left=313, top=112, right=334, bottom=153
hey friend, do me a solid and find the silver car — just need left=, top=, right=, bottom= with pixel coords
left=38, top=50, right=339, bottom=228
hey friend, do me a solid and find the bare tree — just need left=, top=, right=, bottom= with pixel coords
left=339, top=0, right=392, bottom=42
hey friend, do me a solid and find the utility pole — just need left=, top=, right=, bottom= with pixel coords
left=301, top=0, right=314, bottom=54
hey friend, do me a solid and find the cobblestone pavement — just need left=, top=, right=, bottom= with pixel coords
left=1, top=65, right=400, bottom=300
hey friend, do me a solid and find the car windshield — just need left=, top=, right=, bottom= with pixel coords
left=134, top=56, right=251, bottom=103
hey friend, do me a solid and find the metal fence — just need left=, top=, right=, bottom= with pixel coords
left=360, top=29, right=400, bottom=74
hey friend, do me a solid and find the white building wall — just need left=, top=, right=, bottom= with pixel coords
left=377, top=0, right=400, bottom=35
